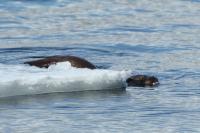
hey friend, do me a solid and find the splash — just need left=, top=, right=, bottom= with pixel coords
left=0, top=62, right=131, bottom=97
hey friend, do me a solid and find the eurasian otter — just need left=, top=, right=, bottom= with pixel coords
left=24, top=56, right=96, bottom=69
left=24, top=55, right=159, bottom=87
left=126, top=75, right=159, bottom=87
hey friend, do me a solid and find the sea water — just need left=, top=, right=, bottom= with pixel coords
left=0, top=0, right=200, bottom=132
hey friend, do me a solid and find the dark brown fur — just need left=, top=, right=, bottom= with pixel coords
left=24, top=56, right=96, bottom=69
left=126, top=75, right=159, bottom=87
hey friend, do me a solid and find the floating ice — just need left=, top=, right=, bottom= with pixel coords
left=0, top=62, right=131, bottom=97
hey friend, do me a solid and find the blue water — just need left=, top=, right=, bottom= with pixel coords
left=0, top=0, right=200, bottom=132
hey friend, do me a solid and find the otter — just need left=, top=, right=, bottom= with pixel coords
left=24, top=56, right=96, bottom=69
left=126, top=75, right=159, bottom=87
left=24, top=55, right=159, bottom=87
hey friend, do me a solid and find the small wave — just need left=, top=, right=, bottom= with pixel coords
left=0, top=62, right=130, bottom=98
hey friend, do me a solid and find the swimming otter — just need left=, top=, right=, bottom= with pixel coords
left=126, top=75, right=159, bottom=87
left=24, top=55, right=159, bottom=87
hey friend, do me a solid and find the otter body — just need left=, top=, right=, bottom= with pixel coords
left=25, top=56, right=96, bottom=69
left=25, top=55, right=159, bottom=87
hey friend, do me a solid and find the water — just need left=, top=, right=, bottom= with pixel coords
left=0, top=0, right=200, bottom=132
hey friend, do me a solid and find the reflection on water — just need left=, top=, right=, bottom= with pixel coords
left=0, top=89, right=127, bottom=107
left=0, top=0, right=200, bottom=132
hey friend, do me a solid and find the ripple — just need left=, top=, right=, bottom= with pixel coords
left=0, top=0, right=200, bottom=132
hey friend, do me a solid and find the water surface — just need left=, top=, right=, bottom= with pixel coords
left=0, top=0, right=200, bottom=132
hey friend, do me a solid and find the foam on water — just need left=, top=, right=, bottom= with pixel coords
left=0, top=62, right=131, bottom=97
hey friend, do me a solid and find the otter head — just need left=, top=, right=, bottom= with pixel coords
left=126, top=75, right=159, bottom=87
